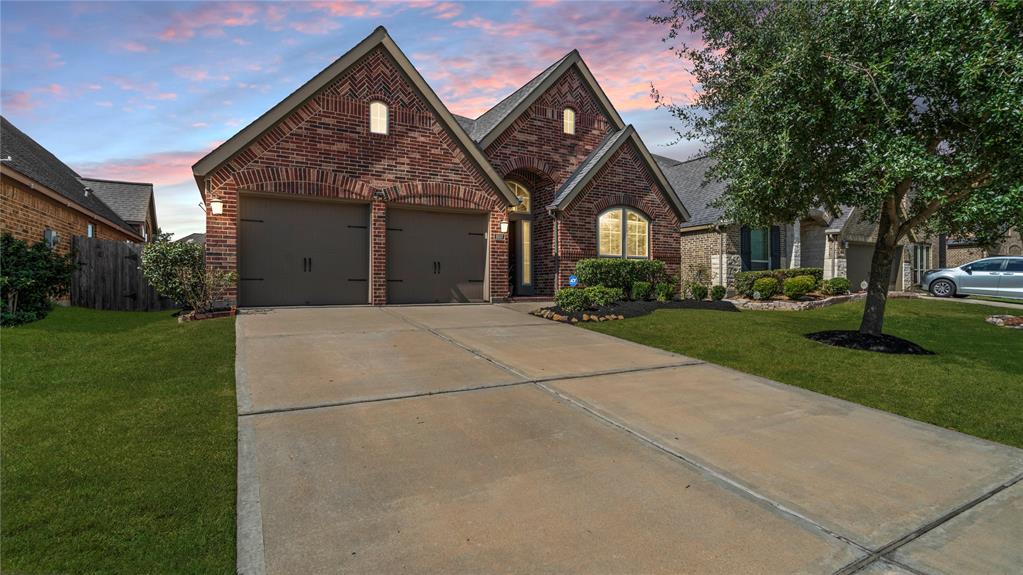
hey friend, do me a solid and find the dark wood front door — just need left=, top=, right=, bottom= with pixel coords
left=238, top=195, right=369, bottom=307
left=386, top=209, right=487, bottom=303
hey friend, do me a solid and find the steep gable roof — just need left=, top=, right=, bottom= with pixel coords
left=191, top=26, right=519, bottom=207
left=78, top=177, right=155, bottom=227
left=468, top=51, right=627, bottom=149
left=550, top=126, right=690, bottom=221
left=0, top=116, right=141, bottom=237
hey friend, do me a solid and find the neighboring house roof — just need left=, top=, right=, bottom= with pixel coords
left=176, top=232, right=206, bottom=244
left=0, top=116, right=140, bottom=237
left=466, top=50, right=627, bottom=149
left=654, top=154, right=727, bottom=229
left=77, top=177, right=155, bottom=228
left=192, top=26, right=519, bottom=208
left=551, top=126, right=690, bottom=221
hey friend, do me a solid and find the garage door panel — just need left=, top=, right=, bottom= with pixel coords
left=388, top=209, right=487, bottom=304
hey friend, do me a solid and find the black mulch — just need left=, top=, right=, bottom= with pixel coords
left=806, top=330, right=935, bottom=355
left=538, top=299, right=739, bottom=321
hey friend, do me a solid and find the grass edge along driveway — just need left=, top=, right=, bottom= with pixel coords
left=583, top=298, right=1023, bottom=449
left=1, top=307, right=236, bottom=574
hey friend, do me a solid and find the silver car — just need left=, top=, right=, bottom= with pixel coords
left=921, top=257, right=1023, bottom=300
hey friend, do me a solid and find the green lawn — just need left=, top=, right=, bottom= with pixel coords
left=1, top=307, right=236, bottom=574
left=583, top=299, right=1023, bottom=448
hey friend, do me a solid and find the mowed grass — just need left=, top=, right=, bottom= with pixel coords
left=1, top=307, right=236, bottom=574
left=583, top=298, right=1023, bottom=448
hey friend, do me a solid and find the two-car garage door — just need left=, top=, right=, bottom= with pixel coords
left=238, top=196, right=486, bottom=307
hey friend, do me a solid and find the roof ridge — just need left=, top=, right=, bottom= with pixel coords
left=78, top=176, right=153, bottom=186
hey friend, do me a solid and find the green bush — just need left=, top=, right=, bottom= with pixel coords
left=783, top=275, right=817, bottom=299
left=655, top=279, right=677, bottom=302
left=631, top=281, right=653, bottom=301
left=1, top=233, right=76, bottom=326
left=735, top=267, right=823, bottom=298
left=710, top=284, right=727, bottom=301
left=820, top=277, right=851, bottom=296
left=574, top=258, right=667, bottom=292
left=141, top=236, right=205, bottom=304
left=554, top=287, right=589, bottom=312
left=752, top=276, right=779, bottom=300
left=688, top=283, right=708, bottom=301
left=585, top=285, right=625, bottom=307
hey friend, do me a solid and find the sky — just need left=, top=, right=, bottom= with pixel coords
left=1, top=1, right=703, bottom=238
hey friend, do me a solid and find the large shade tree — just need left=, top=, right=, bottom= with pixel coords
left=652, top=0, right=1023, bottom=335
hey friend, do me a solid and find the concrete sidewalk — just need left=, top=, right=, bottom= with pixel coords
left=236, top=305, right=1023, bottom=575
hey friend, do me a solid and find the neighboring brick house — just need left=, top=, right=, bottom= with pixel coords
left=942, top=228, right=1021, bottom=267
left=659, top=154, right=941, bottom=292
left=1, top=116, right=145, bottom=253
left=191, top=27, right=688, bottom=307
left=78, top=177, right=158, bottom=242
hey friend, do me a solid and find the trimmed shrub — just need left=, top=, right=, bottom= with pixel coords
left=687, top=283, right=708, bottom=301
left=1, top=233, right=76, bottom=326
left=820, top=277, right=851, bottom=296
left=655, top=279, right=677, bottom=302
left=752, top=276, right=779, bottom=300
left=783, top=275, right=817, bottom=299
left=141, top=237, right=205, bottom=304
left=631, top=281, right=653, bottom=301
left=735, top=267, right=823, bottom=298
left=575, top=258, right=667, bottom=291
left=585, top=285, right=625, bottom=307
left=710, top=285, right=727, bottom=301
left=554, top=287, right=589, bottom=312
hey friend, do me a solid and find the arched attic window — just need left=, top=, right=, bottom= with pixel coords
left=369, top=101, right=389, bottom=134
left=563, top=108, right=576, bottom=135
left=598, top=207, right=649, bottom=259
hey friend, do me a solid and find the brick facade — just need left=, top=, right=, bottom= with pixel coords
left=1, top=175, right=137, bottom=255
left=202, top=47, right=509, bottom=305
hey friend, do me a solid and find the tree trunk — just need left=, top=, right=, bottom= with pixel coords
left=859, top=204, right=902, bottom=336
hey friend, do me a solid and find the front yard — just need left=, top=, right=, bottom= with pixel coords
left=1, top=307, right=236, bottom=574
left=583, top=298, right=1023, bottom=449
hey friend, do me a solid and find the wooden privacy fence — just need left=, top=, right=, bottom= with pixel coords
left=71, top=236, right=174, bottom=311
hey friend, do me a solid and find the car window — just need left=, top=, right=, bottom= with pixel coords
left=1005, top=258, right=1023, bottom=272
left=968, top=259, right=1006, bottom=272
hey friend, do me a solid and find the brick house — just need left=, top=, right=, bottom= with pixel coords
left=942, top=229, right=1021, bottom=267
left=659, top=155, right=942, bottom=292
left=192, top=27, right=688, bottom=307
left=1, top=116, right=146, bottom=252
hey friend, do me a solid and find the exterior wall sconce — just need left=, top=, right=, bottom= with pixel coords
left=499, top=220, right=509, bottom=233
left=210, top=198, right=224, bottom=215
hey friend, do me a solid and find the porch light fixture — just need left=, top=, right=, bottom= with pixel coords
left=500, top=220, right=509, bottom=233
left=209, top=198, right=224, bottom=215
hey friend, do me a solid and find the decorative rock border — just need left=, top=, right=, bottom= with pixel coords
left=727, top=291, right=921, bottom=311
left=986, top=315, right=1023, bottom=329
left=178, top=308, right=237, bottom=323
left=532, top=308, right=625, bottom=323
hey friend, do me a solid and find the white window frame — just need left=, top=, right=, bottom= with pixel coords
left=563, top=108, right=576, bottom=135
left=598, top=207, right=650, bottom=259
left=369, top=101, right=388, bottom=135
left=87, top=223, right=95, bottom=238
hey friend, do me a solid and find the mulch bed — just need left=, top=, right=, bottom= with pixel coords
left=806, top=330, right=935, bottom=355
left=534, top=299, right=739, bottom=323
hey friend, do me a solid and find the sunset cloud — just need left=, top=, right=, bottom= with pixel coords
left=115, top=40, right=150, bottom=53
left=159, top=2, right=259, bottom=41
left=74, top=148, right=214, bottom=187
left=2, top=91, right=36, bottom=112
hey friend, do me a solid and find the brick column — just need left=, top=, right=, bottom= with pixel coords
left=370, top=199, right=387, bottom=305
left=205, top=181, right=238, bottom=307
left=488, top=209, right=510, bottom=302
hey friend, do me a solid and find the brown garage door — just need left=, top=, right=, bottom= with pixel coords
left=387, top=209, right=487, bottom=303
left=239, top=195, right=369, bottom=306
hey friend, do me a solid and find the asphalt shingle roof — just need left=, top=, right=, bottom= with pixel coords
left=1, top=116, right=138, bottom=236
left=467, top=52, right=572, bottom=143
left=552, top=129, right=632, bottom=207
left=452, top=114, right=476, bottom=135
left=78, top=177, right=153, bottom=225
left=653, top=154, right=728, bottom=228
left=176, top=232, right=206, bottom=244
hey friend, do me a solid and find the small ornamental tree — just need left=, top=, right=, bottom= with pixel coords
left=141, top=235, right=205, bottom=305
left=653, top=0, right=1023, bottom=335
left=0, top=233, right=76, bottom=326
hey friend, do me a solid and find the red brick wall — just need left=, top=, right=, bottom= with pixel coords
left=202, top=47, right=509, bottom=304
left=556, top=141, right=682, bottom=290
left=484, top=68, right=616, bottom=295
left=1, top=175, right=137, bottom=255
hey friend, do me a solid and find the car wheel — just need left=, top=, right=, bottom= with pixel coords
left=930, top=279, right=956, bottom=298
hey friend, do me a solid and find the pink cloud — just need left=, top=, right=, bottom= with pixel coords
left=289, top=18, right=341, bottom=35
left=431, top=2, right=463, bottom=19
left=116, top=41, right=150, bottom=53
left=38, top=83, right=65, bottom=96
left=451, top=16, right=533, bottom=38
left=109, top=76, right=178, bottom=101
left=159, top=3, right=258, bottom=41
left=173, top=66, right=230, bottom=82
left=74, top=148, right=215, bottom=187
left=305, top=2, right=381, bottom=18
left=2, top=91, right=36, bottom=112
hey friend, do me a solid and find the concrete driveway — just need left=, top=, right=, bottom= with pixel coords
left=236, top=304, right=1023, bottom=575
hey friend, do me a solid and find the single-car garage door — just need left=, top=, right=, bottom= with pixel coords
left=239, top=195, right=369, bottom=306
left=387, top=209, right=487, bottom=303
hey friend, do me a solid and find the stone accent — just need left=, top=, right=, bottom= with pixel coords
left=986, top=315, right=1023, bottom=329
left=823, top=235, right=847, bottom=281
left=788, top=220, right=801, bottom=268
left=710, top=254, right=742, bottom=289
left=730, top=291, right=920, bottom=311
left=1, top=175, right=138, bottom=255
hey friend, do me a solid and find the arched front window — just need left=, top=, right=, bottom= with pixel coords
left=598, top=207, right=649, bottom=259
left=563, top=108, right=576, bottom=135
left=506, top=180, right=530, bottom=213
left=369, top=101, right=388, bottom=134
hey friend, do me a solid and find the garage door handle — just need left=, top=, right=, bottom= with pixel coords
left=302, top=257, right=307, bottom=272
left=308, top=257, right=312, bottom=272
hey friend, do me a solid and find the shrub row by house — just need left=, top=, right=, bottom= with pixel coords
left=1, top=233, right=76, bottom=326
left=554, top=259, right=677, bottom=311
left=734, top=268, right=824, bottom=298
